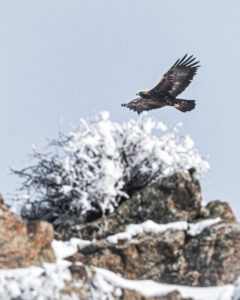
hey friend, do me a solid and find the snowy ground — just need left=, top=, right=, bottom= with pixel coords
left=94, top=267, right=235, bottom=300
left=0, top=218, right=239, bottom=300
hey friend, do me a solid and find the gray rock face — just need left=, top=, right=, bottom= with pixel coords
left=60, top=169, right=204, bottom=241
left=60, top=169, right=240, bottom=287
left=69, top=221, right=240, bottom=287
left=184, top=222, right=240, bottom=286
left=120, top=289, right=192, bottom=300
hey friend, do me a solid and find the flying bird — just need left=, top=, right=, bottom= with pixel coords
left=122, top=54, right=200, bottom=114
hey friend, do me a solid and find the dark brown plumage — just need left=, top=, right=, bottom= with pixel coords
left=122, top=54, right=200, bottom=114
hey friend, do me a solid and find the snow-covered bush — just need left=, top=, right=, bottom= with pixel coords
left=13, top=111, right=209, bottom=228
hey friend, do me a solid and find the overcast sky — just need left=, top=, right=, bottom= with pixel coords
left=0, top=0, right=239, bottom=219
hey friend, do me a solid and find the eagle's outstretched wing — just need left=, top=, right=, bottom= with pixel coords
left=149, top=54, right=200, bottom=98
left=121, top=97, right=165, bottom=114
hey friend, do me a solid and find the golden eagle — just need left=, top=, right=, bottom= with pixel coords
left=122, top=54, right=200, bottom=114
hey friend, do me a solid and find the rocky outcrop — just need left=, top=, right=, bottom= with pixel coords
left=184, top=221, right=240, bottom=286
left=60, top=169, right=236, bottom=242
left=204, top=200, right=236, bottom=222
left=0, top=201, right=55, bottom=268
left=62, top=263, right=192, bottom=300
left=59, top=170, right=202, bottom=240
left=0, top=169, right=239, bottom=299
left=68, top=221, right=240, bottom=287
left=58, top=169, right=240, bottom=288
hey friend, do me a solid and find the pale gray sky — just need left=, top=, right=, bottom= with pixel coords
left=0, top=1, right=239, bottom=218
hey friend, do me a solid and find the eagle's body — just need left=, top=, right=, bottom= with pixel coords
left=122, top=54, right=200, bottom=114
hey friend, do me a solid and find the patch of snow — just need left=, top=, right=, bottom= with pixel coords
left=0, top=234, right=238, bottom=300
left=52, top=238, right=91, bottom=260
left=60, top=185, right=73, bottom=195
left=201, top=200, right=208, bottom=207
left=187, top=218, right=221, bottom=236
left=0, top=260, right=73, bottom=300
left=107, top=232, right=132, bottom=244
left=140, top=220, right=187, bottom=234
left=232, top=276, right=240, bottom=300
left=95, top=267, right=235, bottom=300
left=107, top=218, right=221, bottom=244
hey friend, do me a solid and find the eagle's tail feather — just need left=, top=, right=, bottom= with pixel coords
left=174, top=99, right=196, bottom=112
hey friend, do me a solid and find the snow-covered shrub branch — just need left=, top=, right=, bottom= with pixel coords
left=13, top=111, right=209, bottom=228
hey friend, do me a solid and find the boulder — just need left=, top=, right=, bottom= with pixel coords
left=60, top=169, right=240, bottom=287
left=0, top=200, right=55, bottom=268
left=60, top=169, right=203, bottom=241
left=60, top=169, right=236, bottom=242
left=206, top=200, right=236, bottom=222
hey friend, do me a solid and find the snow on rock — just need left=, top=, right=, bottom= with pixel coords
left=94, top=267, right=235, bottom=300
left=0, top=237, right=92, bottom=300
left=54, top=219, right=222, bottom=252
left=0, top=232, right=238, bottom=300
left=52, top=238, right=91, bottom=260
left=0, top=261, right=73, bottom=300
left=106, top=218, right=221, bottom=244
left=187, top=217, right=221, bottom=236
left=233, top=277, right=240, bottom=300
left=0, top=237, right=89, bottom=299
left=0, top=260, right=236, bottom=300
